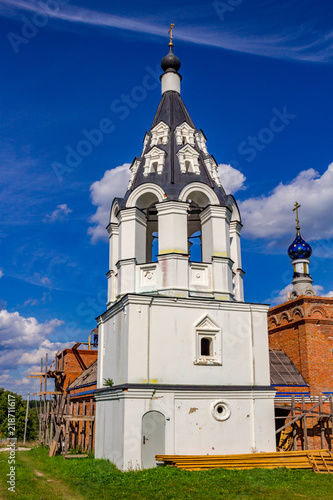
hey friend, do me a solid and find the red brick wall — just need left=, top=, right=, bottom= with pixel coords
left=268, top=296, right=333, bottom=396
left=56, top=349, right=98, bottom=391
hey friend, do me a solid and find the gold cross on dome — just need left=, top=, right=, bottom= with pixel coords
left=168, top=23, right=175, bottom=46
left=293, top=201, right=301, bottom=235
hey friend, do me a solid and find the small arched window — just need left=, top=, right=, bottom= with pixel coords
left=194, top=316, right=222, bottom=366
left=201, top=337, right=211, bottom=356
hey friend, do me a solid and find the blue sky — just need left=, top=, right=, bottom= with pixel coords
left=0, top=0, right=333, bottom=395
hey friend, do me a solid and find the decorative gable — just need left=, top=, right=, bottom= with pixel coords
left=177, top=144, right=200, bottom=175
left=196, top=315, right=220, bottom=332
left=127, top=158, right=141, bottom=190
left=204, top=156, right=222, bottom=187
left=150, top=121, right=170, bottom=146
left=143, top=146, right=166, bottom=176
left=175, top=122, right=195, bottom=146
left=141, top=132, right=151, bottom=156
left=195, top=130, right=208, bottom=156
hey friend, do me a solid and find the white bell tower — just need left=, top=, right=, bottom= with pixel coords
left=95, top=34, right=276, bottom=470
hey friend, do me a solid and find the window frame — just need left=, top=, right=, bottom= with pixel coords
left=194, top=316, right=222, bottom=366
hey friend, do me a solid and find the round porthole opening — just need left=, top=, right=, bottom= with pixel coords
left=212, top=401, right=231, bottom=421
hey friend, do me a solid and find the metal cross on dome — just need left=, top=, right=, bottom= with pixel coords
left=293, top=201, right=301, bottom=235
left=168, top=23, right=175, bottom=46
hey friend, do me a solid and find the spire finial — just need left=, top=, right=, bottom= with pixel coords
left=293, top=201, right=301, bottom=236
left=168, top=23, right=175, bottom=47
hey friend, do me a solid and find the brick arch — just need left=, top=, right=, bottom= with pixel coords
left=268, top=316, right=278, bottom=329
left=280, top=312, right=291, bottom=325
left=308, top=306, right=326, bottom=319
left=292, top=307, right=304, bottom=320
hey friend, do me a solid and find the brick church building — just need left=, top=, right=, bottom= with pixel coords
left=268, top=205, right=333, bottom=450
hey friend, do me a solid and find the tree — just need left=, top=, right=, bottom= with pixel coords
left=0, top=388, right=38, bottom=441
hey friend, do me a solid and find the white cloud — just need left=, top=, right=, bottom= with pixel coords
left=33, top=273, right=51, bottom=288
left=0, top=269, right=3, bottom=278
left=23, top=292, right=51, bottom=307
left=218, top=164, right=246, bottom=194
left=240, top=163, right=333, bottom=240
left=88, top=164, right=131, bottom=243
left=0, top=373, right=11, bottom=385
left=18, top=339, right=71, bottom=366
left=269, top=284, right=293, bottom=306
left=312, top=285, right=333, bottom=298
left=16, top=379, right=31, bottom=386
left=0, top=309, right=63, bottom=348
left=0, top=309, right=69, bottom=395
left=44, top=204, right=72, bottom=223
left=23, top=297, right=39, bottom=307
left=269, top=284, right=333, bottom=306
left=1, top=1, right=333, bottom=63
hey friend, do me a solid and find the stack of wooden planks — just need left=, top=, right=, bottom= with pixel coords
left=156, top=450, right=333, bottom=473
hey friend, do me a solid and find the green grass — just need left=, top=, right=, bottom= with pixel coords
left=0, top=447, right=333, bottom=499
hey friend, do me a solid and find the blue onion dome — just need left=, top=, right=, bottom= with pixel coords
left=288, top=234, right=312, bottom=260
left=161, top=46, right=181, bottom=73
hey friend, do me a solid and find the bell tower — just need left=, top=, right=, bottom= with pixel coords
left=95, top=32, right=276, bottom=470
left=106, top=40, right=243, bottom=305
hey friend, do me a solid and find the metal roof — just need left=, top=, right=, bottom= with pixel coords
left=120, top=90, right=229, bottom=208
left=269, top=350, right=307, bottom=386
left=68, top=360, right=97, bottom=390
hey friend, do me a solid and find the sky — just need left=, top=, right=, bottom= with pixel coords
left=0, top=0, right=333, bottom=396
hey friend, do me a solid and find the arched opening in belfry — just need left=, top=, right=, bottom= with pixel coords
left=135, top=192, right=160, bottom=264
left=185, top=189, right=212, bottom=264
left=187, top=201, right=202, bottom=263
left=146, top=203, right=158, bottom=263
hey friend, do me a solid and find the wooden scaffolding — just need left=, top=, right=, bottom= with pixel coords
left=276, top=394, right=333, bottom=451
left=28, top=352, right=95, bottom=457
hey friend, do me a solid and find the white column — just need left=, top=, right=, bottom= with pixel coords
left=200, top=206, right=234, bottom=299
left=156, top=201, right=189, bottom=255
left=200, top=206, right=232, bottom=261
left=96, top=317, right=105, bottom=389
left=156, top=201, right=189, bottom=296
left=107, top=222, right=119, bottom=306
left=117, top=208, right=147, bottom=263
left=117, top=208, right=147, bottom=297
left=230, top=221, right=244, bottom=301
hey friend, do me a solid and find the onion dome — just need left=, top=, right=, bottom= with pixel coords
left=161, top=45, right=181, bottom=73
left=288, top=234, right=312, bottom=260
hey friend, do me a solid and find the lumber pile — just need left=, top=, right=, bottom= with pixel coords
left=156, top=450, right=333, bottom=473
